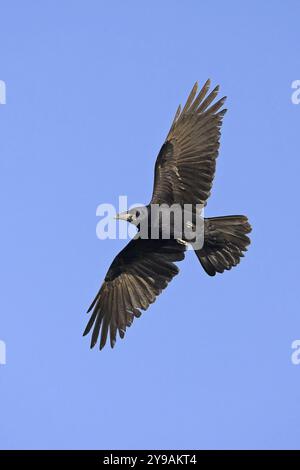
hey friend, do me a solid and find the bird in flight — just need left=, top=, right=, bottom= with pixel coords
left=84, top=80, right=251, bottom=350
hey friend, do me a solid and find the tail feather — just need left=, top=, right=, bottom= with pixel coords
left=195, top=215, right=251, bottom=276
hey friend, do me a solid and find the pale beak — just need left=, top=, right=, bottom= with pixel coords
left=115, top=212, right=131, bottom=222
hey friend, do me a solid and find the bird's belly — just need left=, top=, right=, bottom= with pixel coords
left=145, top=207, right=204, bottom=247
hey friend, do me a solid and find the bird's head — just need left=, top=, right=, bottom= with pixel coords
left=115, top=206, right=148, bottom=226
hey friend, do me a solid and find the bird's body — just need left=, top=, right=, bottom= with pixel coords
left=117, top=203, right=202, bottom=244
left=84, top=80, right=251, bottom=350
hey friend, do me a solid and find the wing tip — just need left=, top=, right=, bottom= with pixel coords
left=192, top=81, right=199, bottom=93
left=82, top=329, right=89, bottom=337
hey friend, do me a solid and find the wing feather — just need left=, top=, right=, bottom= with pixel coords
left=84, top=238, right=186, bottom=350
left=150, top=80, right=227, bottom=207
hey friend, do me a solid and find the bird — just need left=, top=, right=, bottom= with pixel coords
left=84, top=80, right=251, bottom=350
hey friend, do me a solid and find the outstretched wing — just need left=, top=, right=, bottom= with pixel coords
left=150, top=80, right=227, bottom=207
left=84, top=237, right=186, bottom=350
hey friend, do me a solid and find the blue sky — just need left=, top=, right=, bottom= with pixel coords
left=1, top=0, right=300, bottom=450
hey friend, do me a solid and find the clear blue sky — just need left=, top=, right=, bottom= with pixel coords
left=1, top=0, right=300, bottom=450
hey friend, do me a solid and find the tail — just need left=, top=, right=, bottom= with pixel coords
left=194, top=215, right=251, bottom=276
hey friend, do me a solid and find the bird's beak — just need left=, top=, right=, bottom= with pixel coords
left=115, top=212, right=131, bottom=222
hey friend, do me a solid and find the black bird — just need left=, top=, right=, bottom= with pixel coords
left=84, top=80, right=251, bottom=350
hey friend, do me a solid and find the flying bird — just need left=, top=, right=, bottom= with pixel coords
left=84, top=80, right=251, bottom=350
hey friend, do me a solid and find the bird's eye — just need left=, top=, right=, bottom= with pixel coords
left=135, top=210, right=140, bottom=218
